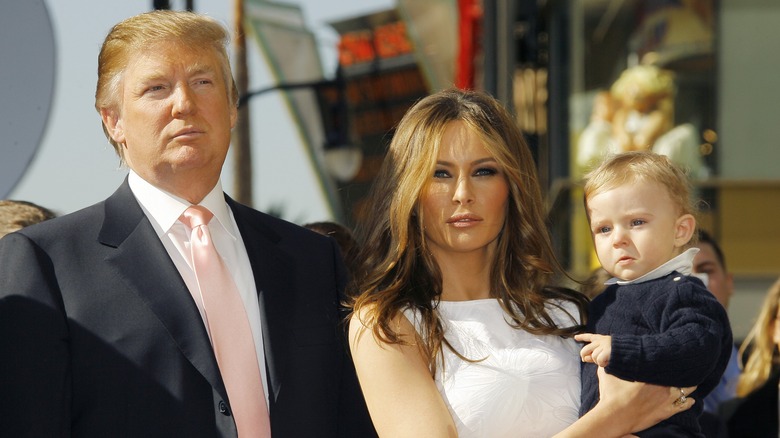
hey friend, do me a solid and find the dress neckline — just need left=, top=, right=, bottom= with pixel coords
left=438, top=298, right=500, bottom=305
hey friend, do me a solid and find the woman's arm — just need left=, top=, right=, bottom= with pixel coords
left=554, top=367, right=696, bottom=438
left=348, top=308, right=457, bottom=438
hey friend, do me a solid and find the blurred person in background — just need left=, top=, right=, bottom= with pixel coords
left=723, top=276, right=780, bottom=437
left=692, top=230, right=739, bottom=437
left=0, top=199, right=56, bottom=238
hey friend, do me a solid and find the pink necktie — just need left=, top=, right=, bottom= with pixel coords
left=180, top=206, right=271, bottom=437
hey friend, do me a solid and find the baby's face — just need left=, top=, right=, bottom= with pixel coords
left=587, top=180, right=687, bottom=281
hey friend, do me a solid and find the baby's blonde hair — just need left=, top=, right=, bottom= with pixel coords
left=583, top=151, right=698, bottom=243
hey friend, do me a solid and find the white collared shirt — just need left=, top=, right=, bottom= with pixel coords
left=128, top=171, right=269, bottom=406
left=605, top=247, right=701, bottom=286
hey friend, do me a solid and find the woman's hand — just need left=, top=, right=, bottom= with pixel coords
left=596, top=366, right=696, bottom=433
left=554, top=367, right=695, bottom=438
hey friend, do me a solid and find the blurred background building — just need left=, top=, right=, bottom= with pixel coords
left=2, top=0, right=778, bottom=340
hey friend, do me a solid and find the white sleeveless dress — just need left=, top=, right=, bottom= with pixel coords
left=403, top=299, right=581, bottom=438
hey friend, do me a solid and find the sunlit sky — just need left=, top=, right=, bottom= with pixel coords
left=7, top=0, right=393, bottom=224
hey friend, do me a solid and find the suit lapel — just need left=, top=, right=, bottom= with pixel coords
left=228, top=197, right=293, bottom=404
left=99, top=180, right=228, bottom=401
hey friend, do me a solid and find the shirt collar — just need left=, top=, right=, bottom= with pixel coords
left=128, top=170, right=236, bottom=240
left=605, top=247, right=700, bottom=286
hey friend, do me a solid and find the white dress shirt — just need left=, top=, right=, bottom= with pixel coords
left=128, top=171, right=269, bottom=406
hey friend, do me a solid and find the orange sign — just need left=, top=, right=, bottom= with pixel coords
left=338, top=22, right=413, bottom=66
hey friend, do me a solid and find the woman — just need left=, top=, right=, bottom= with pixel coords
left=725, top=276, right=780, bottom=437
left=348, top=89, right=693, bottom=437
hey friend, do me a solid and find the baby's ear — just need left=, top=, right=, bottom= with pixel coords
left=674, top=214, right=696, bottom=248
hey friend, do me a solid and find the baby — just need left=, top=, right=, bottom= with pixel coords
left=577, top=151, right=732, bottom=437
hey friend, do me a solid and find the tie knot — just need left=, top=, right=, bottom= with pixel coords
left=180, top=205, right=214, bottom=229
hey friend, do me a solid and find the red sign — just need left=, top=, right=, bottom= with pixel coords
left=338, top=22, right=413, bottom=66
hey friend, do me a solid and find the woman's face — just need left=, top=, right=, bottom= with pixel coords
left=419, top=121, right=509, bottom=260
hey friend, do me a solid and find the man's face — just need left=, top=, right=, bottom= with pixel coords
left=101, top=41, right=236, bottom=197
left=693, top=242, right=734, bottom=309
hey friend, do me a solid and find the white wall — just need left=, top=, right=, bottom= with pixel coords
left=719, top=0, right=780, bottom=179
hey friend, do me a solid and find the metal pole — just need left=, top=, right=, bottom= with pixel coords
left=495, top=0, right=515, bottom=108
left=481, top=0, right=515, bottom=106
left=232, top=0, right=253, bottom=205
left=547, top=1, right=569, bottom=188
left=152, top=0, right=170, bottom=10
left=482, top=0, right=497, bottom=96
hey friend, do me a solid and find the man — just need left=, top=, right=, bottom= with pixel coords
left=0, top=11, right=373, bottom=437
left=693, top=229, right=739, bottom=435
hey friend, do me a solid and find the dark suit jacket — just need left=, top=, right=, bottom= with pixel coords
left=0, top=180, right=375, bottom=437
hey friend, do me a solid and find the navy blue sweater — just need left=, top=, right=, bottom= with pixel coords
left=580, top=272, right=733, bottom=437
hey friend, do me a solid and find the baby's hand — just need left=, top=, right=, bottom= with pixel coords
left=574, top=333, right=612, bottom=367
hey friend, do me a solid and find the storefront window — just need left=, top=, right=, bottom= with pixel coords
left=570, top=0, right=717, bottom=180
left=563, top=0, right=718, bottom=275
